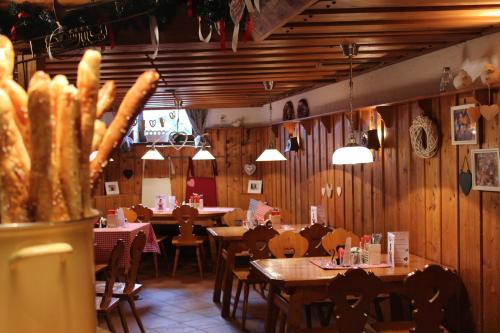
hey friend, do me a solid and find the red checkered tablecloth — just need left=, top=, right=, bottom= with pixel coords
left=94, top=222, right=160, bottom=270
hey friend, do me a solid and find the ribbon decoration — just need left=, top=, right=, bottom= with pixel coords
left=244, top=0, right=255, bottom=12
left=106, top=23, right=115, bottom=49
left=242, top=15, right=254, bottom=43
left=230, top=0, right=245, bottom=52
left=198, top=16, right=212, bottom=43
left=187, top=0, right=193, bottom=17
left=219, top=20, right=226, bottom=50
left=149, top=15, right=159, bottom=59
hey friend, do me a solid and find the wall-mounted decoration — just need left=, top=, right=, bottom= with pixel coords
left=244, top=163, right=256, bottom=176
left=297, top=98, right=310, bottom=118
left=321, top=183, right=333, bottom=198
left=282, top=101, right=295, bottom=121
left=451, top=104, right=478, bottom=145
left=336, top=186, right=342, bottom=197
left=409, top=115, right=439, bottom=159
left=480, top=104, right=499, bottom=121
left=466, top=104, right=481, bottom=123
left=459, top=156, right=472, bottom=196
left=105, top=181, right=120, bottom=195
left=453, top=69, right=473, bottom=90
left=247, top=180, right=263, bottom=194
left=480, top=64, right=500, bottom=85
left=470, top=148, right=500, bottom=192
left=123, top=169, right=134, bottom=179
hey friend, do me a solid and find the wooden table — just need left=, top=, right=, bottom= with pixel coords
left=251, top=254, right=437, bottom=332
left=207, top=224, right=310, bottom=317
left=151, top=207, right=235, bottom=225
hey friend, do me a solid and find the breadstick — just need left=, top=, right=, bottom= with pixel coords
left=0, top=88, right=30, bottom=223
left=58, top=85, right=82, bottom=220
left=0, top=79, right=30, bottom=153
left=97, top=80, right=115, bottom=118
left=92, top=119, right=107, bottom=151
left=27, top=72, right=53, bottom=222
left=0, top=35, right=14, bottom=81
left=90, top=70, right=159, bottom=186
left=47, top=74, right=72, bottom=222
left=77, top=50, right=101, bottom=217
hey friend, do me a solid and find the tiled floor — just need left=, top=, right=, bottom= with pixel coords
left=98, top=253, right=267, bottom=333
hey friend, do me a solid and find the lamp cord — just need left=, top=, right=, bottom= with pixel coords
left=348, top=51, right=355, bottom=143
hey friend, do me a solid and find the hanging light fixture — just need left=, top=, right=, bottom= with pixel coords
left=142, top=144, right=164, bottom=160
left=256, top=81, right=287, bottom=162
left=331, top=43, right=373, bottom=165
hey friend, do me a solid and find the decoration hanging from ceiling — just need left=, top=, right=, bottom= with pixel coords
left=409, top=115, right=440, bottom=159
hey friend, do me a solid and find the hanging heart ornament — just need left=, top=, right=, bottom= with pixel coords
left=168, top=131, right=189, bottom=151
left=459, top=156, right=472, bottom=196
left=230, top=0, right=245, bottom=52
left=480, top=104, right=499, bottom=120
left=244, top=163, right=256, bottom=175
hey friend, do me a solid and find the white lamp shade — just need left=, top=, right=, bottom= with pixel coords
left=192, top=149, right=215, bottom=160
left=256, top=148, right=287, bottom=162
left=142, top=148, right=164, bottom=160
left=331, top=145, right=373, bottom=165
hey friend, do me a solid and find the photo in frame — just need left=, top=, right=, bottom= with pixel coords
left=104, top=181, right=120, bottom=195
left=247, top=180, right=263, bottom=194
left=451, top=104, right=478, bottom=145
left=470, top=148, right=500, bottom=192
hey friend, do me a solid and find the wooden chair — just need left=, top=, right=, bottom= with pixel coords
left=120, top=207, right=138, bottom=223
left=374, top=265, right=458, bottom=333
left=96, top=239, right=128, bottom=333
left=300, top=223, right=331, bottom=257
left=268, top=231, right=309, bottom=258
left=222, top=208, right=247, bottom=226
left=321, top=228, right=361, bottom=259
left=131, top=204, right=166, bottom=278
left=171, top=205, right=205, bottom=278
left=96, top=231, right=147, bottom=333
left=230, top=225, right=279, bottom=329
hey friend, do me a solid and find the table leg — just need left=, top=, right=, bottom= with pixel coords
left=285, top=290, right=303, bottom=333
left=212, top=240, right=225, bottom=303
left=221, top=252, right=234, bottom=318
left=264, top=284, right=280, bottom=333
left=208, top=234, right=217, bottom=268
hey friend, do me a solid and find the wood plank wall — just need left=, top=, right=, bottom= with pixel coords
left=95, top=89, right=499, bottom=332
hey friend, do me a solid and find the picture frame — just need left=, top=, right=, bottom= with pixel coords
left=247, top=180, right=263, bottom=194
left=451, top=104, right=478, bottom=145
left=105, top=181, right=120, bottom=195
left=470, top=148, right=500, bottom=192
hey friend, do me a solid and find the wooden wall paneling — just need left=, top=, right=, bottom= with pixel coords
left=439, top=95, right=459, bottom=269
left=332, top=114, right=345, bottom=228
left=305, top=121, right=314, bottom=224
left=280, top=127, right=288, bottom=221
left=208, top=128, right=228, bottom=207
left=289, top=130, right=298, bottom=224
left=313, top=119, right=322, bottom=211
left=343, top=114, right=354, bottom=232
left=383, top=105, right=398, bottom=239
left=325, top=115, right=336, bottom=227
left=409, top=102, right=427, bottom=257
left=361, top=109, right=374, bottom=236
left=319, top=116, right=330, bottom=224
left=457, top=95, right=482, bottom=333
left=225, top=128, right=243, bottom=208
left=481, top=92, right=500, bottom=333
left=396, top=104, right=411, bottom=233
left=241, top=128, right=256, bottom=194
left=373, top=113, right=385, bottom=237
left=424, top=98, right=442, bottom=262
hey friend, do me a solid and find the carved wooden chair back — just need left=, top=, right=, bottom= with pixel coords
left=268, top=231, right=309, bottom=258
left=328, top=268, right=383, bottom=333
left=131, top=204, right=153, bottom=222
left=242, top=224, right=279, bottom=260
left=222, top=208, right=247, bottom=226
left=124, top=231, right=146, bottom=294
left=299, top=223, right=331, bottom=256
left=100, top=239, right=125, bottom=309
left=172, top=205, right=199, bottom=242
left=404, top=264, right=459, bottom=333
left=322, top=228, right=360, bottom=258
left=120, top=207, right=138, bottom=223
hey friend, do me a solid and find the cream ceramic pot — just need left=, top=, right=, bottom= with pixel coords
left=0, top=218, right=96, bottom=333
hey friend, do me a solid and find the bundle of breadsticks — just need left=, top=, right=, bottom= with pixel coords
left=0, top=35, right=159, bottom=223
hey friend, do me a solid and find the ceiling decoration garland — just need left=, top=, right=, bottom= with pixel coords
left=0, top=0, right=256, bottom=54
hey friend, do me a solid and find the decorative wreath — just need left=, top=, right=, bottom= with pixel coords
left=409, top=115, right=440, bottom=159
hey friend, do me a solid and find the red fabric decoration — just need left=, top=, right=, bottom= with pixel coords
left=185, top=158, right=218, bottom=207
left=106, top=23, right=115, bottom=49
left=253, top=202, right=272, bottom=222
left=10, top=26, right=16, bottom=41
left=219, top=20, right=225, bottom=50
left=187, top=0, right=193, bottom=17
left=242, top=15, right=253, bottom=43
left=17, top=12, right=30, bottom=19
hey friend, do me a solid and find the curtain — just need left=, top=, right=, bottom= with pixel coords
left=186, top=108, right=208, bottom=147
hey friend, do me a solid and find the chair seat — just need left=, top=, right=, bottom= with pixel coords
left=233, top=268, right=250, bottom=281
left=156, top=234, right=169, bottom=243
left=96, top=281, right=142, bottom=296
left=373, top=321, right=449, bottom=333
left=95, top=263, right=108, bottom=274
left=172, top=236, right=204, bottom=246
left=96, top=296, right=121, bottom=311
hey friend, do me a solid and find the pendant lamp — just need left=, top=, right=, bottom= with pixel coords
left=142, top=144, right=164, bottom=160
left=192, top=147, right=215, bottom=160
left=332, top=44, right=374, bottom=165
left=256, top=81, right=287, bottom=162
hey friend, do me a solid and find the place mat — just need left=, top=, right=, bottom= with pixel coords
left=310, top=258, right=392, bottom=270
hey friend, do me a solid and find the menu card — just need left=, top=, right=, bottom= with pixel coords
left=155, top=194, right=167, bottom=211
left=387, top=231, right=409, bottom=266
left=310, top=206, right=318, bottom=224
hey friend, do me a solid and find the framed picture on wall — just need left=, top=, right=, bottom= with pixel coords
left=105, top=181, right=120, bottom=195
left=471, top=148, right=500, bottom=192
left=247, top=180, right=263, bottom=194
left=451, top=104, right=478, bottom=145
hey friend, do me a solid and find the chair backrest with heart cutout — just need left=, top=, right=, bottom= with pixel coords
left=268, top=231, right=309, bottom=258
left=242, top=224, right=279, bottom=260
left=172, top=205, right=199, bottom=242
left=300, top=223, right=331, bottom=256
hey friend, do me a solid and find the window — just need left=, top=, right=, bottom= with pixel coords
left=141, top=109, right=192, bottom=142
